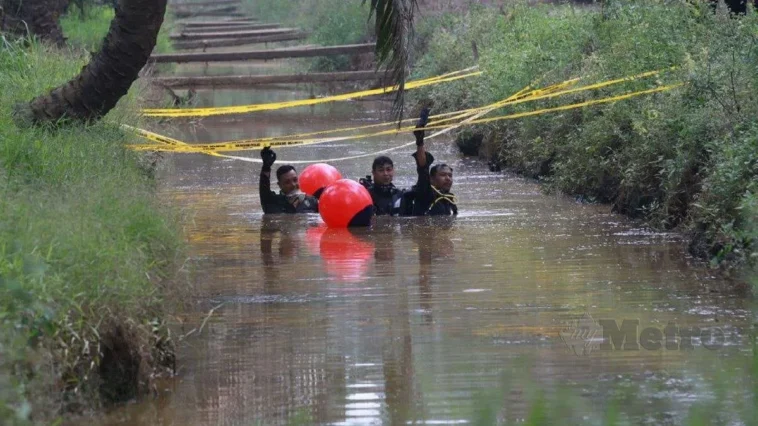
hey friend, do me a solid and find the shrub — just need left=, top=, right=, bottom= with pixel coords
left=409, top=0, right=758, bottom=275
left=0, top=36, right=183, bottom=420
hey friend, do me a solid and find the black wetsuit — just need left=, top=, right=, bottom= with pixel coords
left=360, top=179, right=413, bottom=216
left=410, top=151, right=458, bottom=216
left=259, top=170, right=319, bottom=214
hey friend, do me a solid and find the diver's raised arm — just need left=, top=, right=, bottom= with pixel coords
left=259, top=147, right=278, bottom=212
left=413, top=107, right=431, bottom=168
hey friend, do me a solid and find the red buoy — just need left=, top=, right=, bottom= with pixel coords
left=318, top=179, right=374, bottom=228
left=299, top=163, right=342, bottom=196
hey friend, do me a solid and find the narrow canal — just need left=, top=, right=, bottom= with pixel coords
left=103, top=62, right=753, bottom=425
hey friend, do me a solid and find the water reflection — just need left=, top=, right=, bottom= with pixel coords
left=100, top=71, right=754, bottom=425
left=260, top=215, right=300, bottom=293
left=100, top=204, right=753, bottom=425
left=411, top=218, right=456, bottom=327
left=318, top=228, right=375, bottom=284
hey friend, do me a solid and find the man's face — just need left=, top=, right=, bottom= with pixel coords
left=431, top=166, right=453, bottom=193
left=372, top=163, right=394, bottom=186
left=277, top=170, right=299, bottom=194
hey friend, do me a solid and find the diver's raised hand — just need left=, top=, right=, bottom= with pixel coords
left=414, top=107, right=431, bottom=146
left=260, top=146, right=276, bottom=170
left=417, top=107, right=430, bottom=128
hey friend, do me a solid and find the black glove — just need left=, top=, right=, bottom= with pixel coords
left=260, top=146, right=276, bottom=171
left=413, top=107, right=431, bottom=146
left=359, top=175, right=373, bottom=188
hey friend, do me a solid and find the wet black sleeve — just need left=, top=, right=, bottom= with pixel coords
left=259, top=169, right=279, bottom=214
left=411, top=151, right=435, bottom=215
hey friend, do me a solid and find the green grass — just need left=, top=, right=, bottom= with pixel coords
left=0, top=34, right=184, bottom=423
left=409, top=0, right=758, bottom=278
left=61, top=6, right=114, bottom=51
left=62, top=5, right=175, bottom=53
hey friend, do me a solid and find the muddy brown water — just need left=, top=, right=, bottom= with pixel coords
left=101, top=62, right=754, bottom=425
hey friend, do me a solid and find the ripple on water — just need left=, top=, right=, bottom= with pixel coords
left=98, top=82, right=754, bottom=426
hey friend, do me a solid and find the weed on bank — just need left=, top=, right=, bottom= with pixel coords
left=409, top=0, right=757, bottom=279
left=0, top=36, right=184, bottom=423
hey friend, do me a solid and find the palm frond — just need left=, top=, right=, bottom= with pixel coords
left=363, top=0, right=419, bottom=124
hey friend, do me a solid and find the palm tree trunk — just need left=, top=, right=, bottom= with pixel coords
left=16, top=0, right=167, bottom=124
left=1, top=0, right=68, bottom=47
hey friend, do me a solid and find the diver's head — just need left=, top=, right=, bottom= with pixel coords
left=276, top=165, right=299, bottom=194
left=430, top=163, right=453, bottom=193
left=371, top=156, right=395, bottom=186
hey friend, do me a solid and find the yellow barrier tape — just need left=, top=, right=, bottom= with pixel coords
left=129, top=83, right=683, bottom=155
left=215, top=83, right=685, bottom=165
left=127, top=67, right=650, bottom=148
left=239, top=66, right=666, bottom=146
left=208, top=78, right=540, bottom=164
left=141, top=67, right=475, bottom=116
left=423, top=78, right=580, bottom=128
left=141, top=67, right=483, bottom=118
left=128, top=67, right=670, bottom=153
left=128, top=89, right=549, bottom=152
left=121, top=124, right=187, bottom=146
left=127, top=77, right=581, bottom=151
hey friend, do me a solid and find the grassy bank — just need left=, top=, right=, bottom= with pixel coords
left=409, top=0, right=757, bottom=279
left=242, top=0, right=372, bottom=71
left=1, top=17, right=184, bottom=426
left=62, top=4, right=175, bottom=53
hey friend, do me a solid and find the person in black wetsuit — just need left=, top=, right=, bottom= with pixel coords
left=359, top=156, right=413, bottom=216
left=410, top=108, right=458, bottom=216
left=259, top=147, right=319, bottom=214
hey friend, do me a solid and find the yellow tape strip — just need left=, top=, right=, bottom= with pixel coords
left=129, top=83, right=683, bottom=155
left=126, top=77, right=581, bottom=151
left=210, top=79, right=540, bottom=165
left=128, top=67, right=670, bottom=152
left=128, top=66, right=661, bottom=147
left=121, top=124, right=187, bottom=146
left=141, top=68, right=483, bottom=118
left=141, top=66, right=475, bottom=115
left=217, top=66, right=665, bottom=147
left=216, top=83, right=685, bottom=165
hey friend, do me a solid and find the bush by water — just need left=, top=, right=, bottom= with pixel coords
left=0, top=31, right=184, bottom=425
left=409, top=0, right=757, bottom=279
